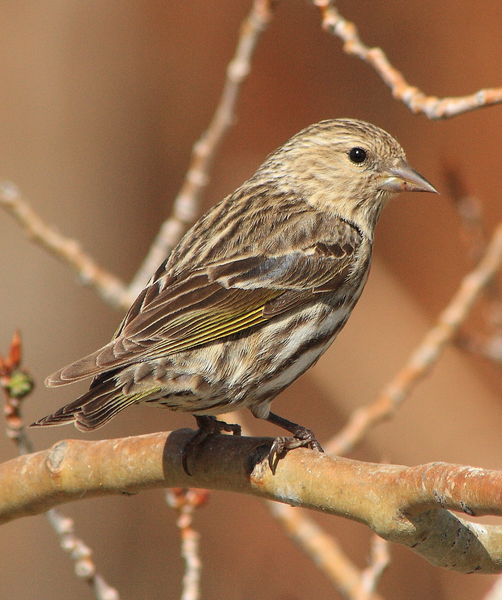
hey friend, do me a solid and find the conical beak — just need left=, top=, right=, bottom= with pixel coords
left=379, top=160, right=438, bottom=194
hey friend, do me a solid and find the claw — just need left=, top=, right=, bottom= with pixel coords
left=268, top=429, right=324, bottom=474
left=264, top=412, right=324, bottom=474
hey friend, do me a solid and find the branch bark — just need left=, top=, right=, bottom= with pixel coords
left=1, top=430, right=500, bottom=574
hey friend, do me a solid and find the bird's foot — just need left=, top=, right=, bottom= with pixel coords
left=182, top=415, right=241, bottom=475
left=268, top=427, right=323, bottom=474
left=264, top=412, right=323, bottom=474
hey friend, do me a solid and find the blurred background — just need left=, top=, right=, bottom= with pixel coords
left=1, top=1, right=501, bottom=598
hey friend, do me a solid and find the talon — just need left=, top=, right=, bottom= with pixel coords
left=267, top=433, right=324, bottom=474
left=268, top=437, right=288, bottom=474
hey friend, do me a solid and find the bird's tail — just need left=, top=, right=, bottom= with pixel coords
left=31, top=378, right=154, bottom=431
left=45, top=336, right=142, bottom=388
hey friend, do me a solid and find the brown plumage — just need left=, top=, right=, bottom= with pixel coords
left=33, top=119, right=437, bottom=472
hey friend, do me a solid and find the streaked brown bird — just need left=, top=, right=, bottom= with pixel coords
left=33, top=119, right=437, bottom=472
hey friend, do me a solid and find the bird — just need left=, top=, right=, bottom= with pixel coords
left=33, top=119, right=437, bottom=473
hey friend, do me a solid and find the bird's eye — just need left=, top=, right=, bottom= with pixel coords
left=348, top=147, right=367, bottom=164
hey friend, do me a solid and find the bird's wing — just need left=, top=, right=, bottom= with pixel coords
left=46, top=218, right=362, bottom=386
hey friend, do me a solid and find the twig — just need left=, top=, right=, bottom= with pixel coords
left=356, top=536, right=390, bottom=600
left=1, top=431, right=501, bottom=573
left=328, top=222, right=502, bottom=456
left=268, top=502, right=384, bottom=600
left=0, top=332, right=120, bottom=600
left=165, top=488, right=209, bottom=600
left=46, top=509, right=120, bottom=600
left=314, top=1, right=502, bottom=119
left=442, top=167, right=502, bottom=365
left=0, top=182, right=130, bottom=310
left=127, top=0, right=276, bottom=297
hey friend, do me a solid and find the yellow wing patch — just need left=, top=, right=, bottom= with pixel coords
left=148, top=301, right=275, bottom=357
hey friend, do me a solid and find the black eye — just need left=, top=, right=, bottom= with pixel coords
left=348, top=147, right=367, bottom=164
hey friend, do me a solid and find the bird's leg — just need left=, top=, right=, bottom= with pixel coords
left=265, top=411, right=324, bottom=474
left=182, top=415, right=241, bottom=475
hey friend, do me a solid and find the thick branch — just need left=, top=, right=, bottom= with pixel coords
left=1, top=431, right=500, bottom=573
left=314, top=0, right=502, bottom=119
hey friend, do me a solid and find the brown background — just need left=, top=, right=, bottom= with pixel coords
left=1, top=1, right=501, bottom=599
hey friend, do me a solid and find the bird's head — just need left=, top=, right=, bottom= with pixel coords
left=259, top=118, right=437, bottom=235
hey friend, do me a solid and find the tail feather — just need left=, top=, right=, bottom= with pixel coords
left=31, top=379, right=139, bottom=431
left=45, top=338, right=141, bottom=388
left=45, top=344, right=113, bottom=388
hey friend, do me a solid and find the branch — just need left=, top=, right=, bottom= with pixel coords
left=1, top=431, right=501, bottom=574
left=314, top=1, right=502, bottom=119
left=357, top=536, right=390, bottom=600
left=0, top=182, right=130, bottom=310
left=0, top=1, right=276, bottom=308
left=45, top=508, right=120, bottom=600
left=127, top=0, right=276, bottom=296
left=165, top=488, right=209, bottom=600
left=328, top=222, right=502, bottom=455
left=269, top=502, right=384, bottom=600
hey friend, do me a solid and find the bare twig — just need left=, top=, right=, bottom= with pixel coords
left=357, top=536, right=391, bottom=600
left=0, top=333, right=120, bottom=600
left=0, top=182, right=130, bottom=310
left=444, top=167, right=502, bottom=365
left=128, top=0, right=276, bottom=296
left=1, top=431, right=501, bottom=573
left=314, top=0, right=502, bottom=119
left=46, top=509, right=120, bottom=600
left=0, top=1, right=276, bottom=308
left=328, top=223, right=502, bottom=456
left=165, top=488, right=209, bottom=600
left=268, top=502, right=384, bottom=600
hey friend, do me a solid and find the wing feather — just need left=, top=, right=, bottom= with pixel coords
left=46, top=210, right=363, bottom=386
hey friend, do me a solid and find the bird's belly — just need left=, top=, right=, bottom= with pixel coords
left=143, top=299, right=353, bottom=416
left=244, top=305, right=348, bottom=408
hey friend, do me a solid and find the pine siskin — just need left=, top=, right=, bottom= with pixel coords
left=33, top=119, right=437, bottom=472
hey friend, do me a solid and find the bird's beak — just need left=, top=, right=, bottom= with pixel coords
left=379, top=160, right=438, bottom=194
